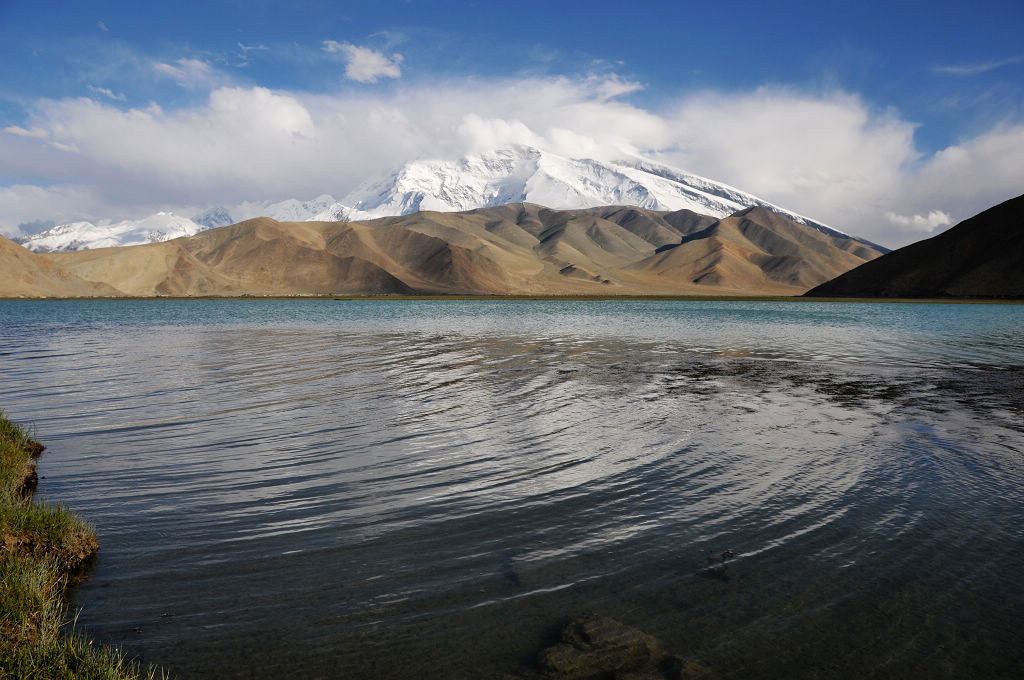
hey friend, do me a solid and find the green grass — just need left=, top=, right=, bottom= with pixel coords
left=1, top=410, right=164, bottom=679
left=0, top=416, right=39, bottom=502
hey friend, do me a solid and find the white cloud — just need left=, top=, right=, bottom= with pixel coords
left=322, top=41, right=403, bottom=83
left=87, top=85, right=126, bottom=101
left=909, top=124, right=1024, bottom=205
left=0, top=184, right=106, bottom=238
left=885, top=210, right=952, bottom=232
left=97, top=21, right=108, bottom=32
left=3, top=125, right=50, bottom=140
left=153, top=58, right=213, bottom=85
left=2, top=76, right=1022, bottom=248
left=932, top=55, right=1023, bottom=76
left=153, top=62, right=184, bottom=78
left=652, top=89, right=921, bottom=242
left=457, top=114, right=545, bottom=153
left=3, top=124, right=79, bottom=152
left=589, top=74, right=644, bottom=102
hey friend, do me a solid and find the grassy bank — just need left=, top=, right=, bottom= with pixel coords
left=0, top=411, right=163, bottom=679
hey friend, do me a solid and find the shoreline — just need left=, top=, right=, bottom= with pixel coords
left=0, top=294, right=1021, bottom=305
left=0, top=411, right=161, bottom=678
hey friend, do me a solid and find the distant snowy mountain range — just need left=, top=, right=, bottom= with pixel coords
left=18, top=145, right=850, bottom=252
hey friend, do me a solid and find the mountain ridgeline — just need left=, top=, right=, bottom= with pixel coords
left=1, top=203, right=885, bottom=298
left=806, top=193, right=1024, bottom=299
left=17, top=146, right=862, bottom=253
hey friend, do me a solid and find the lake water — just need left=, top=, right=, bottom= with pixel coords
left=1, top=299, right=1022, bottom=679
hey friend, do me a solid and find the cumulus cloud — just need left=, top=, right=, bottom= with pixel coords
left=647, top=89, right=924, bottom=241
left=885, top=210, right=953, bottom=232
left=2, top=75, right=1022, bottom=247
left=908, top=123, right=1024, bottom=205
left=322, top=41, right=403, bottom=82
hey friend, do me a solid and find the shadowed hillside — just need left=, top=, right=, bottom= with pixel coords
left=806, top=194, right=1024, bottom=298
left=3, top=203, right=886, bottom=297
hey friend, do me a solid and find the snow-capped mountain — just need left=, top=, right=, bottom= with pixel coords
left=326, top=145, right=841, bottom=235
left=19, top=145, right=852, bottom=252
left=311, top=203, right=356, bottom=222
left=18, top=212, right=204, bottom=253
left=23, top=196, right=341, bottom=253
left=191, top=206, right=235, bottom=229
left=194, top=195, right=339, bottom=228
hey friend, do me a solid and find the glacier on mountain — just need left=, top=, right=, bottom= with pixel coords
left=19, top=146, right=848, bottom=252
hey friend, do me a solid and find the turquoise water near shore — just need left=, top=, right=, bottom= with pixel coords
left=1, top=299, right=1022, bottom=678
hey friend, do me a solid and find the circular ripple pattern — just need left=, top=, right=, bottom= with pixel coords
left=1, top=300, right=1022, bottom=679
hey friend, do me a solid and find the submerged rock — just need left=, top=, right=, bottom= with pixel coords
left=528, top=614, right=704, bottom=680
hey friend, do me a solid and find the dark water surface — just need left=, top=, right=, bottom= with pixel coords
left=1, top=300, right=1022, bottom=679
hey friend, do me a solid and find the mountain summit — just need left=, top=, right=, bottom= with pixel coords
left=328, top=145, right=845, bottom=235
left=18, top=212, right=204, bottom=253
left=17, top=146, right=869, bottom=253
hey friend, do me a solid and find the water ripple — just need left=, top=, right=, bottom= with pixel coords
left=1, top=301, right=1022, bottom=679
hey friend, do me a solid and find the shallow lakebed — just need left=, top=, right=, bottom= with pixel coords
left=1, top=299, right=1022, bottom=679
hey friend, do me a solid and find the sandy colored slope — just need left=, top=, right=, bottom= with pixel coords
left=4, top=203, right=886, bottom=297
left=45, top=219, right=416, bottom=296
left=807, top=194, right=1024, bottom=298
left=626, top=207, right=883, bottom=294
left=0, top=235, right=121, bottom=297
left=575, top=206, right=719, bottom=247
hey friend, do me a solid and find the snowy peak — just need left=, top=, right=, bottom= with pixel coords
left=344, top=146, right=536, bottom=216
left=19, top=212, right=203, bottom=253
left=18, top=145, right=862, bottom=253
left=340, top=145, right=845, bottom=238
left=245, top=194, right=339, bottom=223
left=19, top=196, right=346, bottom=253
left=196, top=194, right=341, bottom=227
left=311, top=203, right=355, bottom=222
left=193, top=207, right=234, bottom=229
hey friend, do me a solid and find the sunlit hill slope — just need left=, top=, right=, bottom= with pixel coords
left=1, top=203, right=885, bottom=297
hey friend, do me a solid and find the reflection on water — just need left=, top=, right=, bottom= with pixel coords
left=1, top=300, right=1023, bottom=679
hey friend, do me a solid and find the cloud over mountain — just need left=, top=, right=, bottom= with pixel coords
left=2, top=74, right=1022, bottom=249
left=885, top=210, right=952, bottom=232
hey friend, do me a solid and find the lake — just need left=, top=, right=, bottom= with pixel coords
left=1, top=299, right=1022, bottom=679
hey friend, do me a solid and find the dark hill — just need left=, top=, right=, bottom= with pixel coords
left=806, top=194, right=1024, bottom=298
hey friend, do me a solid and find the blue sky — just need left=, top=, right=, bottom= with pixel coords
left=1, top=0, right=1022, bottom=246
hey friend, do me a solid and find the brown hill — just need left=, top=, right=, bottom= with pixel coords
left=0, top=235, right=121, bottom=297
left=629, top=207, right=883, bottom=295
left=806, top=194, right=1024, bottom=298
left=3, top=204, right=885, bottom=297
